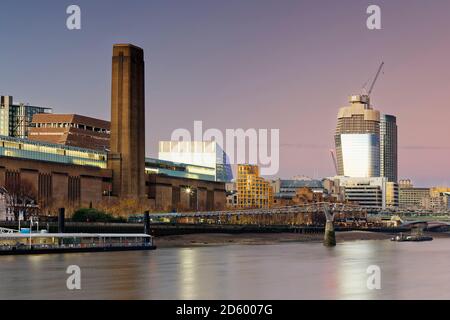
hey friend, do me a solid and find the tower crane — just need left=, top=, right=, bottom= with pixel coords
left=361, top=61, right=384, bottom=106
left=330, top=149, right=338, bottom=176
left=367, top=61, right=384, bottom=96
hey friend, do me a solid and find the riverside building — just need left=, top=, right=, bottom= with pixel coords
left=329, top=176, right=398, bottom=209
left=0, top=44, right=226, bottom=218
left=237, top=164, right=273, bottom=209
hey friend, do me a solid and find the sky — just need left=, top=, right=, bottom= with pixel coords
left=0, top=0, right=449, bottom=187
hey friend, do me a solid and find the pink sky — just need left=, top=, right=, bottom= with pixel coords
left=1, top=0, right=449, bottom=186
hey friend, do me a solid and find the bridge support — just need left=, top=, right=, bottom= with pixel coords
left=323, top=221, right=336, bottom=247
left=323, top=204, right=336, bottom=247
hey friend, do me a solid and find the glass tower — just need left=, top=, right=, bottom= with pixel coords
left=335, top=95, right=381, bottom=178
left=380, top=114, right=398, bottom=182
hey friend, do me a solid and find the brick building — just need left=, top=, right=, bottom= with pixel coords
left=28, top=114, right=110, bottom=152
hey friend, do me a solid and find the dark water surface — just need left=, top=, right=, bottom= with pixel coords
left=1, top=238, right=450, bottom=299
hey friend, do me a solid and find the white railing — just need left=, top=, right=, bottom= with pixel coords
left=0, top=227, right=18, bottom=234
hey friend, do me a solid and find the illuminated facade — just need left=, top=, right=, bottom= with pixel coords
left=335, top=95, right=381, bottom=178
left=145, top=158, right=217, bottom=181
left=237, top=164, right=273, bottom=209
left=0, top=135, right=107, bottom=168
left=335, top=95, right=398, bottom=183
left=158, top=141, right=233, bottom=182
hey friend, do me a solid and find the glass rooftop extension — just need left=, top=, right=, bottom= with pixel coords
left=0, top=135, right=107, bottom=168
left=145, top=157, right=216, bottom=182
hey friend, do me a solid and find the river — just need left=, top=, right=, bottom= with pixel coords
left=1, top=238, right=450, bottom=300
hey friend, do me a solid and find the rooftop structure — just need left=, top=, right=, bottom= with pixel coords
left=0, top=135, right=107, bottom=168
left=145, top=158, right=217, bottom=182
left=28, top=114, right=110, bottom=152
left=158, top=140, right=233, bottom=182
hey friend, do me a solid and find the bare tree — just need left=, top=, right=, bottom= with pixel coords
left=4, top=179, right=38, bottom=221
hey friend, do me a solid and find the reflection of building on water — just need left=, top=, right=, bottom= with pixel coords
left=336, top=242, right=381, bottom=299
left=179, top=248, right=199, bottom=299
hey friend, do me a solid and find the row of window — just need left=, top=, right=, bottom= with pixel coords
left=33, top=122, right=110, bottom=133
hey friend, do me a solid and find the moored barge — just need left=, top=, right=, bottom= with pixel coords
left=0, top=233, right=156, bottom=255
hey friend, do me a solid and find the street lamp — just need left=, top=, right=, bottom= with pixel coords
left=185, top=187, right=198, bottom=212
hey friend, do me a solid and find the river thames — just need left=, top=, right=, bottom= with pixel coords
left=1, top=238, right=450, bottom=300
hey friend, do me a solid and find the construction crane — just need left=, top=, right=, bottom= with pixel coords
left=354, top=62, right=384, bottom=108
left=367, top=61, right=384, bottom=96
left=330, top=149, right=338, bottom=176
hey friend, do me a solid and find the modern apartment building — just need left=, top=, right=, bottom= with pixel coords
left=0, top=96, right=52, bottom=138
left=237, top=164, right=273, bottom=209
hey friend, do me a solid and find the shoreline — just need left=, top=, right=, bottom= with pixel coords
left=154, top=231, right=400, bottom=248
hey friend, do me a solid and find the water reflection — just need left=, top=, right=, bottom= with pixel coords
left=1, top=239, right=450, bottom=299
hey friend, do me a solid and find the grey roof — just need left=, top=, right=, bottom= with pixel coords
left=279, top=180, right=323, bottom=189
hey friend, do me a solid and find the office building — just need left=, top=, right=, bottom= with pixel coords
left=335, top=95, right=381, bottom=178
left=426, top=187, right=450, bottom=212
left=28, top=114, right=110, bottom=152
left=398, top=180, right=430, bottom=209
left=0, top=96, right=52, bottom=138
left=380, top=114, right=398, bottom=182
left=331, top=176, right=398, bottom=209
left=237, top=164, right=273, bottom=209
left=158, top=140, right=233, bottom=182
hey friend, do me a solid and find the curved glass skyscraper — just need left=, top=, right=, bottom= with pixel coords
left=335, top=95, right=398, bottom=182
left=335, top=95, right=381, bottom=178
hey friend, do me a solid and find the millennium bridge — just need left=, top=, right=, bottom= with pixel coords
left=145, top=203, right=372, bottom=227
